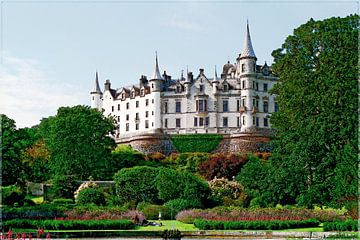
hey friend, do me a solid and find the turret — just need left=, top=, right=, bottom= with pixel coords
left=90, top=71, right=102, bottom=111
left=236, top=21, right=257, bottom=77
left=212, top=66, right=219, bottom=94
left=184, top=68, right=192, bottom=95
left=149, top=53, right=163, bottom=92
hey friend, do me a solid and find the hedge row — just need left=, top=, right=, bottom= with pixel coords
left=3, top=219, right=135, bottom=230
left=323, top=220, right=358, bottom=231
left=2, top=204, right=69, bottom=221
left=193, top=218, right=320, bottom=230
left=170, top=134, right=223, bottom=153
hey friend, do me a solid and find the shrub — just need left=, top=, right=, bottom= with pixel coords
left=155, top=168, right=182, bottom=202
left=2, top=204, right=69, bottom=221
left=110, top=145, right=144, bottom=173
left=74, top=179, right=98, bottom=200
left=52, top=199, right=74, bottom=205
left=323, top=220, right=358, bottom=231
left=63, top=207, right=144, bottom=221
left=193, top=218, right=319, bottom=230
left=114, top=166, right=160, bottom=205
left=208, top=177, right=247, bottom=207
left=199, top=153, right=248, bottom=180
left=165, top=198, right=202, bottom=218
left=52, top=175, right=78, bottom=199
left=23, top=198, right=36, bottom=206
left=3, top=219, right=135, bottom=230
left=146, top=152, right=166, bottom=162
left=136, top=202, right=171, bottom=220
left=76, top=188, right=106, bottom=206
left=1, top=185, right=26, bottom=206
left=166, top=152, right=209, bottom=173
left=170, top=134, right=223, bottom=153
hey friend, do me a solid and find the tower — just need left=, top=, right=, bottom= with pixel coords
left=148, top=53, right=163, bottom=130
left=238, top=22, right=257, bottom=131
left=90, top=71, right=102, bottom=111
left=212, top=66, right=219, bottom=94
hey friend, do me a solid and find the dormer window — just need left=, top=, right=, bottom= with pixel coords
left=176, top=86, right=181, bottom=93
left=122, top=93, right=125, bottom=100
left=140, top=89, right=145, bottom=96
left=131, top=91, right=135, bottom=98
left=199, top=85, right=204, bottom=92
left=223, top=84, right=228, bottom=92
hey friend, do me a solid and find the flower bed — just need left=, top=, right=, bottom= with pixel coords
left=323, top=220, right=358, bottom=231
left=176, top=207, right=345, bottom=223
left=194, top=218, right=319, bottom=230
left=3, top=219, right=135, bottom=230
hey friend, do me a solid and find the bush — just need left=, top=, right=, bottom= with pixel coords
left=208, top=178, right=247, bottom=207
left=52, top=175, right=78, bottom=199
left=52, top=198, right=74, bottom=205
left=3, top=219, right=135, bottom=230
left=170, top=134, right=223, bottom=153
left=114, top=166, right=160, bottom=205
left=1, top=185, right=26, bottom=206
left=165, top=198, right=202, bottom=218
left=76, top=188, right=106, bottom=206
left=2, top=204, right=69, bottom=221
left=323, top=220, right=358, bottom=231
left=136, top=202, right=171, bottom=220
left=155, top=168, right=183, bottom=202
left=109, top=145, right=144, bottom=173
left=193, top=218, right=319, bottom=230
left=199, top=153, right=248, bottom=180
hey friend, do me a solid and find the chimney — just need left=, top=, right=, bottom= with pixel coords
left=104, top=79, right=111, bottom=91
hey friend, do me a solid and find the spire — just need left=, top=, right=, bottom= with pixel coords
left=91, top=71, right=102, bottom=93
left=151, top=52, right=163, bottom=80
left=240, top=21, right=256, bottom=59
left=213, top=65, right=219, bottom=82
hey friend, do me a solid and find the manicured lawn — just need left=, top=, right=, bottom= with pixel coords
left=135, top=220, right=198, bottom=231
left=28, top=195, right=44, bottom=204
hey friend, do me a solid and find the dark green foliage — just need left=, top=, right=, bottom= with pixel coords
left=108, top=145, right=145, bottom=176
left=1, top=185, right=26, bottom=206
left=323, top=220, right=358, bottom=231
left=52, top=175, right=78, bottom=199
left=136, top=202, right=171, bottom=220
left=76, top=188, right=106, bottom=206
left=3, top=219, right=135, bottom=230
left=2, top=204, right=68, bottom=221
left=257, top=15, right=359, bottom=208
left=52, top=198, right=74, bottom=205
left=113, top=166, right=160, bottom=205
left=194, top=218, right=319, bottom=230
left=155, top=168, right=183, bottom=202
left=170, top=134, right=223, bottom=153
left=164, top=198, right=203, bottom=217
left=38, top=105, right=116, bottom=180
left=165, top=152, right=209, bottom=173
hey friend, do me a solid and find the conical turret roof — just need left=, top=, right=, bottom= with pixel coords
left=91, top=71, right=102, bottom=93
left=151, top=52, right=163, bottom=80
left=240, top=21, right=256, bottom=59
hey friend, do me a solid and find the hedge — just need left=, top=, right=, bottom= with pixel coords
left=170, top=134, right=223, bottom=153
left=323, top=220, right=358, bottom=231
left=2, top=204, right=69, bottom=221
left=3, top=219, right=135, bottom=230
left=193, top=218, right=320, bottom=230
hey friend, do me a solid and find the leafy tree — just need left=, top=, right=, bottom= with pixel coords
left=38, top=105, right=116, bottom=180
left=155, top=168, right=183, bottom=202
left=269, top=15, right=358, bottom=208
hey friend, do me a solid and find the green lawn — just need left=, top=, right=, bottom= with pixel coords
left=135, top=220, right=198, bottom=231
left=27, top=195, right=44, bottom=204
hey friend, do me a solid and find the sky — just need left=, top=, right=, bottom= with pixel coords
left=0, top=0, right=357, bottom=128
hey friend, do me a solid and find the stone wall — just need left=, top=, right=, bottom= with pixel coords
left=116, top=132, right=271, bottom=155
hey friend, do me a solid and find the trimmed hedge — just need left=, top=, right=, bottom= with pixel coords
left=193, top=218, right=320, bottom=230
left=3, top=219, right=135, bottom=230
left=170, top=134, right=223, bottom=153
left=323, top=220, right=358, bottom=231
left=2, top=204, right=69, bottom=221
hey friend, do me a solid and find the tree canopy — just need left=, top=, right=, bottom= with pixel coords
left=38, top=105, right=116, bottom=180
left=268, top=15, right=358, bottom=208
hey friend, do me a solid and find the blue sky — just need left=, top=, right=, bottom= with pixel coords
left=0, top=0, right=357, bottom=128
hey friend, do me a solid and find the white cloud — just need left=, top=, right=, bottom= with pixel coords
left=0, top=52, right=86, bottom=128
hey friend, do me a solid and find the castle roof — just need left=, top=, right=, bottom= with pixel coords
left=240, top=21, right=256, bottom=59
left=151, top=53, right=163, bottom=80
left=91, top=71, right=102, bottom=93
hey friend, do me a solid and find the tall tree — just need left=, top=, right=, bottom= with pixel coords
left=269, top=15, right=358, bottom=209
left=38, top=105, right=116, bottom=180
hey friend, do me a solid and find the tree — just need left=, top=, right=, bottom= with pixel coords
left=38, top=105, right=116, bottom=180
left=269, top=15, right=358, bottom=209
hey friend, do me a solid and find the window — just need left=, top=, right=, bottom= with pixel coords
left=164, top=119, right=168, bottom=128
left=194, top=117, right=198, bottom=127
left=135, top=113, right=139, bottom=120
left=152, top=111, right=154, bottom=115
left=145, top=111, right=149, bottom=118
left=223, top=84, right=228, bottom=92
left=264, top=118, right=268, bottom=127
left=199, top=118, right=204, bottom=127
left=263, top=83, right=268, bottom=92
left=253, top=99, right=259, bottom=108
left=135, top=123, right=139, bottom=130
left=242, top=116, right=246, bottom=125
left=237, top=99, right=240, bottom=111
left=255, top=82, right=259, bottom=91
left=117, top=104, right=120, bottom=111
left=263, top=101, right=268, bottom=113
left=126, top=114, right=129, bottom=121
left=253, top=116, right=256, bottom=125
left=152, top=99, right=154, bottom=104
left=140, top=89, right=144, bottom=96
left=145, top=120, right=149, bottom=129
left=122, top=93, right=125, bottom=99
left=92, top=96, right=94, bottom=100
left=256, top=117, right=259, bottom=127
left=223, top=100, right=229, bottom=112
left=131, top=91, right=135, bottom=98
left=126, top=123, right=129, bottom=131
left=164, top=102, right=168, bottom=114
left=176, top=86, right=181, bottom=93
left=252, top=81, right=255, bottom=89
left=237, top=117, right=240, bottom=127
left=223, top=117, right=228, bottom=127
left=126, top=102, right=129, bottom=109
left=242, top=81, right=245, bottom=89
left=136, top=101, right=139, bottom=108
left=275, top=102, right=279, bottom=112
left=175, top=101, right=181, bottom=113
left=146, top=99, right=149, bottom=106
left=205, top=117, right=209, bottom=126
left=111, top=106, right=114, bottom=112
left=199, top=85, right=204, bottom=92
left=117, top=116, right=120, bottom=122
left=241, top=63, right=245, bottom=72
left=152, top=83, right=154, bottom=89
left=196, top=99, right=207, bottom=113
left=176, top=118, right=181, bottom=128
left=242, top=98, right=245, bottom=107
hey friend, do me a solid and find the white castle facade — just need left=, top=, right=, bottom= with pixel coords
left=90, top=23, right=278, bottom=141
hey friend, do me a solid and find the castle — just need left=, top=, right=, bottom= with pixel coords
left=90, top=23, right=278, bottom=154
